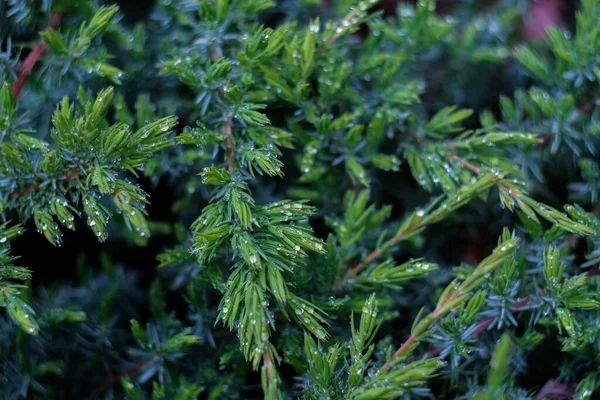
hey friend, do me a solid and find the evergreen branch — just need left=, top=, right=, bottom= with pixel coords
left=211, top=45, right=235, bottom=172
left=452, top=155, right=595, bottom=235
left=451, top=155, right=481, bottom=175
left=12, top=12, right=63, bottom=99
left=336, top=173, right=505, bottom=290
left=315, top=0, right=379, bottom=56
left=10, top=165, right=80, bottom=198
left=381, top=232, right=518, bottom=373
left=222, top=118, right=235, bottom=172
left=380, top=335, right=416, bottom=373
left=380, top=286, right=464, bottom=372
left=261, top=346, right=282, bottom=400
left=167, top=4, right=329, bottom=375
left=345, top=221, right=422, bottom=278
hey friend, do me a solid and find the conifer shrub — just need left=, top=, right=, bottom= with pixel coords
left=1, top=0, right=600, bottom=398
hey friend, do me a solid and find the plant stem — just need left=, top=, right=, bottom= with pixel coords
left=332, top=219, right=427, bottom=292
left=380, top=334, right=415, bottom=372
left=222, top=119, right=235, bottom=172
left=335, top=156, right=499, bottom=289
left=262, top=348, right=282, bottom=399
left=211, top=45, right=236, bottom=172
left=452, top=155, right=523, bottom=200
left=11, top=167, right=80, bottom=198
left=12, top=13, right=62, bottom=100
left=381, top=288, right=463, bottom=372
left=8, top=13, right=79, bottom=198
left=348, top=224, right=423, bottom=277
left=451, top=155, right=481, bottom=175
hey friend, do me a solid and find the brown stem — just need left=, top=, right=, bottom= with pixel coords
left=348, top=248, right=381, bottom=277
left=381, top=334, right=416, bottom=372
left=10, top=166, right=80, bottom=198
left=378, top=178, right=600, bottom=373
left=262, top=348, right=280, bottom=395
left=333, top=219, right=427, bottom=292
left=12, top=13, right=63, bottom=100
left=210, top=45, right=235, bottom=172
left=342, top=150, right=592, bottom=288
left=315, top=33, right=339, bottom=57
left=381, top=287, right=463, bottom=372
left=222, top=119, right=235, bottom=172
left=416, top=295, right=532, bottom=362
left=593, top=201, right=600, bottom=216
left=454, top=155, right=600, bottom=250
left=382, top=288, right=522, bottom=371
left=338, top=155, right=483, bottom=287
left=346, top=225, right=422, bottom=277
left=451, top=155, right=481, bottom=175
left=453, top=155, right=522, bottom=201
left=8, top=13, right=74, bottom=198
left=263, top=349, right=273, bottom=375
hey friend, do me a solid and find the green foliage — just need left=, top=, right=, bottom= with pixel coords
left=2, top=0, right=600, bottom=399
left=1, top=84, right=176, bottom=244
left=40, top=5, right=123, bottom=83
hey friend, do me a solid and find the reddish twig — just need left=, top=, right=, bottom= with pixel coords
left=332, top=220, right=427, bottom=292
left=11, top=166, right=80, bottom=198
left=347, top=247, right=383, bottom=277
left=452, top=155, right=481, bottom=175
left=381, top=287, right=464, bottom=372
left=8, top=14, right=81, bottom=199
left=337, top=155, right=483, bottom=286
left=358, top=153, right=599, bottom=371
left=399, top=243, right=600, bottom=366
left=315, top=0, right=376, bottom=57
left=210, top=46, right=235, bottom=172
left=222, top=119, right=235, bottom=172
left=425, top=346, right=443, bottom=359
left=12, top=13, right=63, bottom=100
left=262, top=350, right=275, bottom=385
left=381, top=334, right=417, bottom=372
